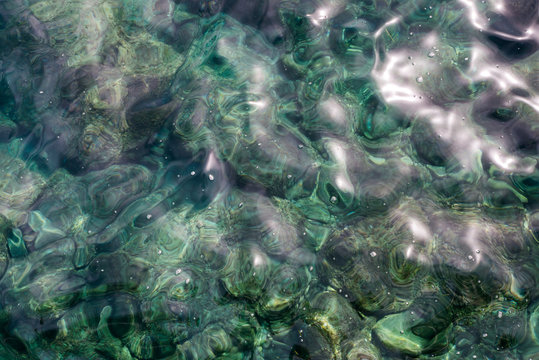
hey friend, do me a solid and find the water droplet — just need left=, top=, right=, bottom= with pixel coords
left=330, top=196, right=337, bottom=203
left=238, top=202, right=244, bottom=208
left=39, top=90, right=44, bottom=94
left=176, top=268, right=182, bottom=275
left=428, top=52, right=435, bottom=57
left=208, top=174, right=214, bottom=181
left=497, top=311, right=502, bottom=318
left=146, top=214, right=152, bottom=220
left=158, top=249, right=162, bottom=255
left=298, top=144, right=304, bottom=149
left=190, top=171, right=195, bottom=176
left=416, top=76, right=424, bottom=83
left=370, top=251, right=377, bottom=257
left=475, top=249, right=480, bottom=253
left=482, top=333, right=488, bottom=337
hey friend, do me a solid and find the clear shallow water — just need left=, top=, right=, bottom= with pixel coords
left=0, top=0, right=538, bottom=359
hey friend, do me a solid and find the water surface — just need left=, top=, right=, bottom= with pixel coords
left=0, top=0, right=538, bottom=359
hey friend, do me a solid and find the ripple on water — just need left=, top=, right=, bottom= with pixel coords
left=0, top=0, right=537, bottom=358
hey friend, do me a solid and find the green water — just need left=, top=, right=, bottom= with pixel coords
left=0, top=0, right=538, bottom=359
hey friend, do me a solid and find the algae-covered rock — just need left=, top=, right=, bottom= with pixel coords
left=373, top=300, right=453, bottom=356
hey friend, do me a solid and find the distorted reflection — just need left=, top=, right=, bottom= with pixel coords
left=0, top=0, right=537, bottom=358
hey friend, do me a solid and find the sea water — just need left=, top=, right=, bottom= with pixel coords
left=0, top=0, right=538, bottom=359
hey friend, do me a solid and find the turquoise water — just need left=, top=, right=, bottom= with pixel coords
left=0, top=0, right=538, bottom=358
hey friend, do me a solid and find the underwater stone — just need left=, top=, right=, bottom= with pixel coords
left=28, top=211, right=66, bottom=249
left=128, top=333, right=154, bottom=360
left=0, top=112, right=16, bottom=142
left=258, top=264, right=310, bottom=321
left=531, top=304, right=539, bottom=348
left=222, top=245, right=272, bottom=301
left=6, top=227, right=27, bottom=258
left=373, top=310, right=446, bottom=356
left=0, top=214, right=9, bottom=278
left=0, top=154, right=45, bottom=210
left=373, top=311, right=454, bottom=356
